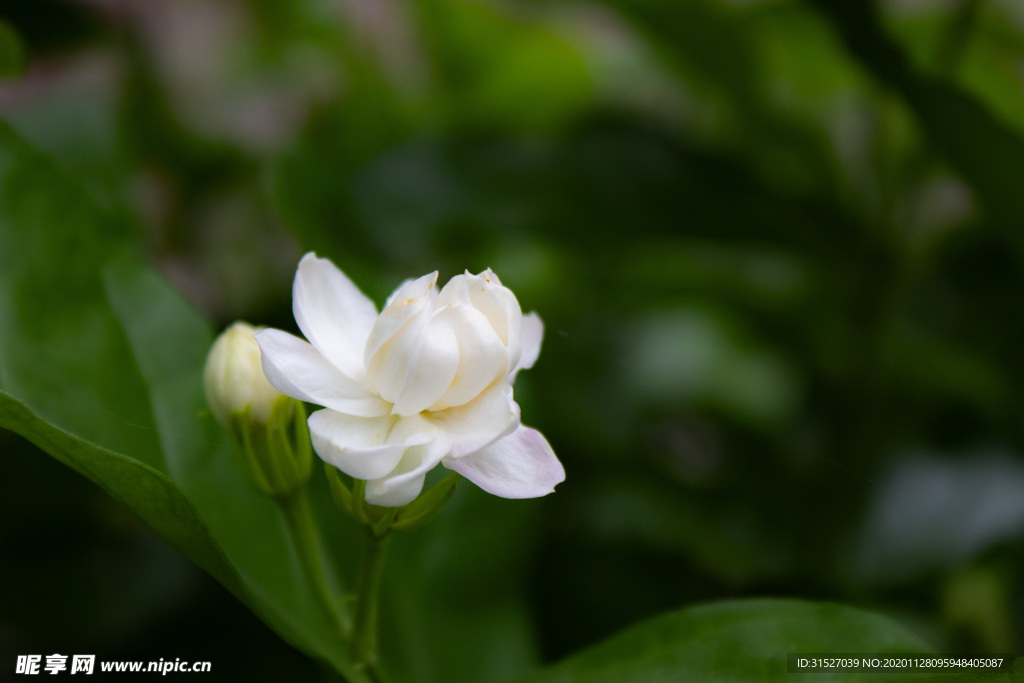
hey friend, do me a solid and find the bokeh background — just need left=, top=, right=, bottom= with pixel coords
left=5, top=0, right=1024, bottom=679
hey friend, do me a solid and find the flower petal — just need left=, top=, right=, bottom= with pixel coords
left=390, top=311, right=459, bottom=416
left=444, top=425, right=564, bottom=499
left=364, top=272, right=437, bottom=403
left=365, top=433, right=452, bottom=507
left=293, top=253, right=378, bottom=381
left=426, top=305, right=508, bottom=411
left=509, top=312, right=543, bottom=382
left=429, top=381, right=520, bottom=458
left=309, top=410, right=435, bottom=481
left=255, top=328, right=390, bottom=417
left=437, top=269, right=524, bottom=373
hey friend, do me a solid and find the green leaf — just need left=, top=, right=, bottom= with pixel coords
left=418, top=0, right=593, bottom=134
left=100, top=255, right=358, bottom=671
left=0, top=392, right=242, bottom=598
left=519, top=598, right=946, bottom=683
left=809, top=0, right=1024, bottom=244
left=0, top=21, right=25, bottom=78
left=0, top=120, right=365, bottom=679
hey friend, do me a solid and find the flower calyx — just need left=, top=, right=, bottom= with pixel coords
left=228, top=395, right=313, bottom=498
left=325, top=464, right=460, bottom=536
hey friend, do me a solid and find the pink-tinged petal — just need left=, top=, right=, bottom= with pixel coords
left=429, top=381, right=520, bottom=458
left=364, top=433, right=452, bottom=507
left=364, top=272, right=437, bottom=402
left=293, top=253, right=378, bottom=381
left=425, top=305, right=508, bottom=411
left=255, top=328, right=390, bottom=417
left=445, top=425, right=564, bottom=499
left=309, top=411, right=435, bottom=481
left=509, top=312, right=543, bottom=382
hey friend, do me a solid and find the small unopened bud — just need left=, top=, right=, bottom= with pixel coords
left=205, top=322, right=312, bottom=498
left=204, top=322, right=280, bottom=427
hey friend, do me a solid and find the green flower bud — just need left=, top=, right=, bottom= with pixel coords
left=205, top=322, right=312, bottom=498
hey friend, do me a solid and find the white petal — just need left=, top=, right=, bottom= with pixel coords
left=255, top=328, right=390, bottom=417
left=365, top=272, right=437, bottom=364
left=426, top=305, right=508, bottom=411
left=434, top=270, right=470, bottom=304
left=429, top=381, right=520, bottom=458
left=391, top=311, right=459, bottom=416
left=437, top=269, right=523, bottom=372
left=364, top=272, right=437, bottom=402
left=309, top=411, right=435, bottom=481
left=384, top=276, right=427, bottom=307
left=509, top=312, right=543, bottom=382
left=293, top=253, right=378, bottom=381
left=364, top=433, right=452, bottom=507
left=444, top=425, right=564, bottom=499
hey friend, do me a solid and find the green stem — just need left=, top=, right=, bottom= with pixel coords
left=279, top=490, right=347, bottom=639
left=351, top=529, right=390, bottom=681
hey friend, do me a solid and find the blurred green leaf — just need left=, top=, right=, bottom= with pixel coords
left=810, top=0, right=1024, bottom=242
left=851, top=452, right=1024, bottom=585
left=880, top=3, right=1024, bottom=139
left=624, top=307, right=802, bottom=427
left=0, top=393, right=241, bottom=599
left=955, top=10, right=1024, bottom=138
left=0, top=121, right=365, bottom=679
left=0, top=20, right=26, bottom=77
left=519, top=599, right=939, bottom=682
left=419, top=0, right=592, bottom=133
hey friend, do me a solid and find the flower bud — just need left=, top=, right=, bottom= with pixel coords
left=205, top=322, right=312, bottom=498
left=205, top=322, right=281, bottom=427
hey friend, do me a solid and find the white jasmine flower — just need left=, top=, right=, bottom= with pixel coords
left=255, top=253, right=565, bottom=506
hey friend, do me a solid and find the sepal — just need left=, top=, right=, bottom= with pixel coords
left=325, top=462, right=354, bottom=518
left=392, top=474, right=459, bottom=531
left=228, top=395, right=312, bottom=498
left=325, top=469, right=460, bottom=536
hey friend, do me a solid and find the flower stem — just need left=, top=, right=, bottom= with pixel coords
left=351, top=528, right=390, bottom=681
left=279, top=489, right=347, bottom=639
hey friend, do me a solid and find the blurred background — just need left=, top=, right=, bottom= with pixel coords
left=4, top=0, right=1024, bottom=679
